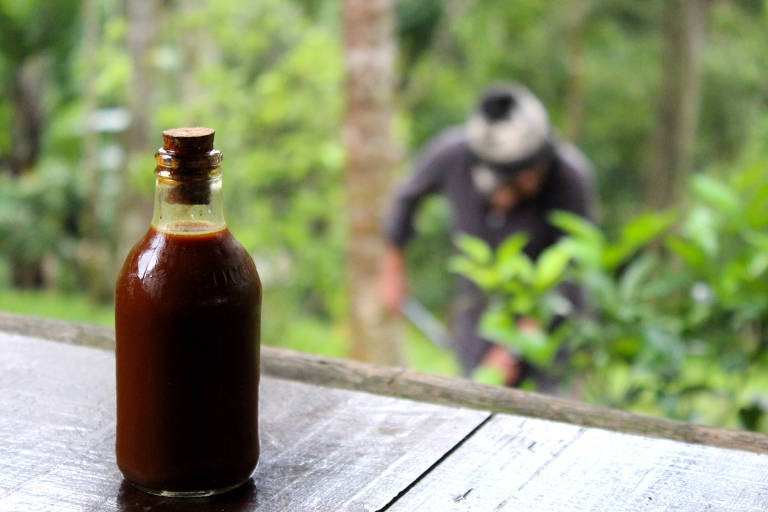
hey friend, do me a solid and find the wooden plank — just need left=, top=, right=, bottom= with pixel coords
left=0, top=312, right=114, bottom=350
left=0, top=331, right=489, bottom=511
left=387, top=414, right=768, bottom=511
left=3, top=312, right=768, bottom=455
left=260, top=347, right=768, bottom=455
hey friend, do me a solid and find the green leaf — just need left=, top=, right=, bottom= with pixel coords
left=682, top=207, right=719, bottom=258
left=478, top=309, right=559, bottom=366
left=665, top=236, right=708, bottom=272
left=618, top=253, right=657, bottom=301
left=621, top=212, right=676, bottom=245
left=496, top=252, right=535, bottom=283
left=690, top=174, right=739, bottom=217
left=510, top=293, right=536, bottom=315
left=472, top=365, right=506, bottom=386
left=568, top=238, right=604, bottom=269
left=478, top=307, right=517, bottom=343
left=454, top=234, right=493, bottom=264
left=641, top=326, right=684, bottom=366
left=612, top=336, right=641, bottom=358
left=515, top=328, right=558, bottom=367
left=603, top=212, right=675, bottom=269
left=496, top=233, right=528, bottom=263
left=549, top=211, right=605, bottom=246
left=533, top=243, right=572, bottom=291
left=743, top=230, right=768, bottom=252
left=748, top=253, right=768, bottom=278
left=447, top=255, right=476, bottom=276
left=493, top=233, right=534, bottom=283
left=448, top=256, right=498, bottom=289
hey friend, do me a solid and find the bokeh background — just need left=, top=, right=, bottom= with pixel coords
left=2, top=0, right=768, bottom=429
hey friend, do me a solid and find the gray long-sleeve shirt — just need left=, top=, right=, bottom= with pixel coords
left=385, top=127, right=594, bottom=256
left=384, top=127, right=595, bottom=374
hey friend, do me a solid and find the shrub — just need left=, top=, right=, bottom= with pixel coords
left=453, top=167, right=768, bottom=431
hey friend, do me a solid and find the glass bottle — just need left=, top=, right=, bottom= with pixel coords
left=115, top=127, right=261, bottom=497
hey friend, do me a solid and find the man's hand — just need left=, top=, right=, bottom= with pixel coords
left=379, top=246, right=407, bottom=314
left=516, top=316, right=540, bottom=333
left=481, top=344, right=523, bottom=387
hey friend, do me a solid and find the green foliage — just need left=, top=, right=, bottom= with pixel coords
left=1, top=0, right=768, bottom=432
left=405, top=198, right=454, bottom=312
left=451, top=233, right=572, bottom=366
left=0, top=0, right=80, bottom=65
left=472, top=365, right=506, bottom=387
left=454, top=149, right=768, bottom=430
left=0, top=286, right=114, bottom=326
left=0, top=159, right=82, bottom=266
left=153, top=0, right=347, bottom=346
left=402, top=323, right=461, bottom=377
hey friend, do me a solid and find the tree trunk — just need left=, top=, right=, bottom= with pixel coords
left=6, top=58, right=44, bottom=176
left=7, top=58, right=46, bottom=287
left=9, top=260, right=45, bottom=288
left=342, top=0, right=403, bottom=365
left=126, top=0, right=155, bottom=153
left=563, top=2, right=589, bottom=143
left=77, top=0, right=114, bottom=302
left=115, top=0, right=157, bottom=274
left=646, top=0, right=710, bottom=210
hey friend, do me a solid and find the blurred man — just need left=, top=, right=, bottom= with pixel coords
left=380, top=84, right=594, bottom=386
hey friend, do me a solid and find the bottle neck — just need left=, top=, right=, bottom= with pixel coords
left=151, top=148, right=226, bottom=234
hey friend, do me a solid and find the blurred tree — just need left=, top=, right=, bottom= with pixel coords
left=78, top=0, right=107, bottom=301
left=646, top=0, right=711, bottom=209
left=394, top=0, right=443, bottom=90
left=343, top=0, right=403, bottom=365
left=0, top=0, right=79, bottom=176
left=117, top=0, right=157, bottom=281
left=148, top=0, right=346, bottom=353
left=0, top=0, right=80, bottom=287
left=1, top=0, right=768, bottom=412
left=563, top=0, right=592, bottom=143
left=126, top=0, right=155, bottom=153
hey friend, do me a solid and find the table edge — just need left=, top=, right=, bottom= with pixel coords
left=2, top=311, right=768, bottom=455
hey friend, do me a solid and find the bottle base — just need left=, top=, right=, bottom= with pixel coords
left=126, top=476, right=251, bottom=498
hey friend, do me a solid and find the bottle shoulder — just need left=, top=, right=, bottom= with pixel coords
left=115, top=226, right=260, bottom=301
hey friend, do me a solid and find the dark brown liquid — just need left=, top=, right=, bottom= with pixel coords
left=115, top=224, right=261, bottom=493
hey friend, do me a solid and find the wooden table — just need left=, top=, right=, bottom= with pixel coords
left=2, top=314, right=768, bottom=511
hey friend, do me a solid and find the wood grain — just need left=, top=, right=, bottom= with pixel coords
left=387, top=414, right=768, bottom=512
left=0, top=312, right=115, bottom=349
left=0, top=331, right=488, bottom=511
left=260, top=346, right=768, bottom=455
left=3, top=312, right=768, bottom=455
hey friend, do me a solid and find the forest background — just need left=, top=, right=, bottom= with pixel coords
left=2, top=0, right=768, bottom=430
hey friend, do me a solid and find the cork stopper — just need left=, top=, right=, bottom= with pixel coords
left=162, top=127, right=215, bottom=155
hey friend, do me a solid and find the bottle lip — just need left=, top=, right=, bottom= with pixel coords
left=155, top=148, right=223, bottom=178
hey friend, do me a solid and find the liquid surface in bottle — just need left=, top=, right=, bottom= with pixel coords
left=115, top=222, right=261, bottom=493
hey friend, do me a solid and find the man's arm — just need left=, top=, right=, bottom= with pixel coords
left=379, top=246, right=407, bottom=313
left=384, top=130, right=461, bottom=246
left=548, top=141, right=596, bottom=221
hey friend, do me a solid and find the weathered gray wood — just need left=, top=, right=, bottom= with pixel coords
left=0, top=332, right=489, bottom=511
left=3, top=312, right=768, bottom=454
left=0, top=311, right=115, bottom=349
left=260, top=347, right=768, bottom=455
left=387, top=414, right=768, bottom=512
